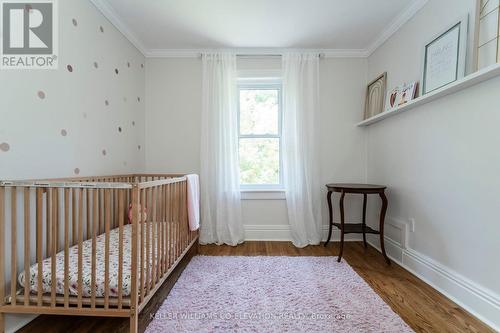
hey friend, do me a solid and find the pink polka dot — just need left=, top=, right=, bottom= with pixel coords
left=61, top=129, right=67, bottom=136
left=74, top=168, right=80, bottom=175
left=102, top=149, right=107, bottom=156
left=0, top=142, right=10, bottom=152
left=93, top=61, right=98, bottom=69
left=67, top=64, right=73, bottom=72
left=72, top=18, right=77, bottom=26
left=105, top=100, right=109, bottom=106
left=137, top=97, right=141, bottom=102
left=115, top=68, right=119, bottom=74
left=118, top=127, right=122, bottom=133
left=37, top=91, right=45, bottom=99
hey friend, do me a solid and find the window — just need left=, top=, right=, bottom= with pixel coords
left=238, top=80, right=282, bottom=189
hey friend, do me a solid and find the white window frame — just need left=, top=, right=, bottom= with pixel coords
left=238, top=78, right=283, bottom=191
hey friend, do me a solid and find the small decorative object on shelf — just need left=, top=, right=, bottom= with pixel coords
left=364, top=72, right=387, bottom=120
left=387, top=86, right=400, bottom=110
left=385, top=82, right=419, bottom=111
left=399, top=82, right=419, bottom=106
left=421, top=16, right=468, bottom=95
left=477, top=0, right=500, bottom=70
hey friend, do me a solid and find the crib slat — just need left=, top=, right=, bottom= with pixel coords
left=64, top=189, right=70, bottom=307
left=139, top=189, right=145, bottom=304
left=151, top=187, right=157, bottom=287
left=157, top=186, right=162, bottom=280
left=160, top=185, right=165, bottom=277
left=51, top=188, right=58, bottom=306
left=91, top=189, right=98, bottom=308
left=104, top=189, right=111, bottom=309
left=77, top=189, right=83, bottom=307
left=10, top=187, right=17, bottom=306
left=146, top=189, right=151, bottom=295
left=72, top=189, right=77, bottom=245
left=23, top=188, right=30, bottom=305
left=130, top=185, right=139, bottom=330
left=86, top=190, right=90, bottom=241
left=118, top=190, right=124, bottom=309
left=0, top=187, right=5, bottom=311
left=45, top=188, right=49, bottom=263
left=36, top=189, right=43, bottom=306
left=160, top=185, right=165, bottom=274
left=174, top=183, right=179, bottom=261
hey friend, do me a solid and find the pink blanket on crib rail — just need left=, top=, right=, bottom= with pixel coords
left=186, top=174, right=200, bottom=231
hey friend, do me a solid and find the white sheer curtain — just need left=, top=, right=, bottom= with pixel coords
left=199, top=52, right=245, bottom=246
left=282, top=53, right=323, bottom=248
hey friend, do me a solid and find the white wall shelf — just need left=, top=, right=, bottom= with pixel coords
left=357, top=63, right=500, bottom=127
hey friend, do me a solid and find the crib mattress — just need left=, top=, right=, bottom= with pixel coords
left=18, top=222, right=175, bottom=298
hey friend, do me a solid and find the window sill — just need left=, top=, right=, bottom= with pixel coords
left=241, top=189, right=286, bottom=200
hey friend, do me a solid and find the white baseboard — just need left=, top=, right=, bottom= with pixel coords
left=367, top=218, right=500, bottom=332
left=243, top=224, right=362, bottom=242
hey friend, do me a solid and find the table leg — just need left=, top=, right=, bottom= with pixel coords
left=324, top=191, right=333, bottom=247
left=362, top=193, right=367, bottom=248
left=379, top=191, right=391, bottom=265
left=338, top=191, right=346, bottom=262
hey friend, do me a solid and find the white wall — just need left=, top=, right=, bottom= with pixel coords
left=366, top=0, right=500, bottom=329
left=145, top=56, right=368, bottom=240
left=0, top=0, right=145, bottom=331
left=0, top=0, right=145, bottom=181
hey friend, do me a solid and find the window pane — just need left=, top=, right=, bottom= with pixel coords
left=239, top=138, right=280, bottom=185
left=239, top=89, right=279, bottom=135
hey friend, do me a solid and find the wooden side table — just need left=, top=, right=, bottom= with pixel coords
left=324, top=183, right=390, bottom=265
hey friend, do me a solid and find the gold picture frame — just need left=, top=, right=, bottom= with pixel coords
left=364, top=72, right=387, bottom=120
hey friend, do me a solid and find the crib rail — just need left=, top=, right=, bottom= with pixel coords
left=0, top=174, right=198, bottom=332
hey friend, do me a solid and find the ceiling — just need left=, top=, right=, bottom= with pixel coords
left=91, top=0, right=427, bottom=57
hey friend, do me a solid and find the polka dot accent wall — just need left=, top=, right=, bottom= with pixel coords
left=0, top=0, right=145, bottom=179
left=0, top=142, right=10, bottom=152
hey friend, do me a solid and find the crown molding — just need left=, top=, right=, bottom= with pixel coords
left=91, top=0, right=428, bottom=59
left=89, top=0, right=147, bottom=55
left=144, top=48, right=369, bottom=58
left=365, top=0, right=428, bottom=56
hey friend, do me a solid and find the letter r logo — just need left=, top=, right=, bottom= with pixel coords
left=2, top=2, right=53, bottom=54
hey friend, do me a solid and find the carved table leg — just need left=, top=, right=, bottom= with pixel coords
left=379, top=191, right=391, bottom=265
left=324, top=191, right=333, bottom=247
left=338, top=191, right=346, bottom=262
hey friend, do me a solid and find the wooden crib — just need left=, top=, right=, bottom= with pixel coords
left=0, top=174, right=199, bottom=333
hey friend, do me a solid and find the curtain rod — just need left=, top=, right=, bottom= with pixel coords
left=197, top=53, right=325, bottom=58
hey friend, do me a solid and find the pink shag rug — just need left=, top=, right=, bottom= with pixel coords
left=146, top=256, right=414, bottom=333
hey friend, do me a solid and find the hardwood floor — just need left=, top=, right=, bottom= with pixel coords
left=17, top=242, right=492, bottom=333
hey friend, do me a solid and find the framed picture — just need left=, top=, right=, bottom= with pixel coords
left=364, top=72, right=387, bottom=120
left=398, top=82, right=419, bottom=106
left=421, top=16, right=468, bottom=95
left=386, top=86, right=400, bottom=111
